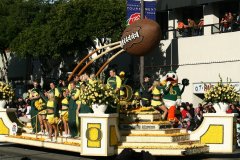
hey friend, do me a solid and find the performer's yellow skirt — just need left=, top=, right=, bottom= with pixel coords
left=61, top=110, right=68, bottom=122
left=151, top=99, right=163, bottom=108
left=47, top=113, right=59, bottom=125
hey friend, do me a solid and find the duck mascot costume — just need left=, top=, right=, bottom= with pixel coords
left=160, top=71, right=189, bottom=121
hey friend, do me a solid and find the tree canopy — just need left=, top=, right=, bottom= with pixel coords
left=0, top=0, right=126, bottom=57
left=0, top=0, right=126, bottom=79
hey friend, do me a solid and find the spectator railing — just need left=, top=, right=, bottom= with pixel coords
left=161, top=22, right=240, bottom=40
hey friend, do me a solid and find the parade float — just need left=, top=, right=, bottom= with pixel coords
left=0, top=19, right=238, bottom=157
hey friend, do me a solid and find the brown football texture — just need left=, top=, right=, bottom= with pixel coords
left=121, top=19, right=161, bottom=56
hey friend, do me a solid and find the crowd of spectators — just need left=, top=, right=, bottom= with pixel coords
left=220, top=12, right=240, bottom=33
left=177, top=18, right=204, bottom=37
left=15, top=97, right=31, bottom=119
left=176, top=11, right=240, bottom=37
left=173, top=102, right=240, bottom=132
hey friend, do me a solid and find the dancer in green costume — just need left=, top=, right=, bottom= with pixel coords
left=29, top=81, right=41, bottom=133
left=68, top=81, right=80, bottom=137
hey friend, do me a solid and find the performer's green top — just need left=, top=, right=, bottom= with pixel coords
left=107, top=76, right=122, bottom=90
left=49, top=88, right=61, bottom=98
left=163, top=85, right=181, bottom=101
left=70, top=88, right=80, bottom=100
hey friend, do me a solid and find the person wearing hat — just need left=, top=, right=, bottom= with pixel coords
left=140, top=74, right=152, bottom=107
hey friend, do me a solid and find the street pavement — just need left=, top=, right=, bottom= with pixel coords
left=0, top=143, right=240, bottom=160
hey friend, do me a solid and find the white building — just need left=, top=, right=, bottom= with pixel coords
left=154, top=0, right=240, bottom=106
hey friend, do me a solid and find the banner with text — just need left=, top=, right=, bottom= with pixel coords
left=193, top=82, right=240, bottom=94
left=127, top=0, right=156, bottom=25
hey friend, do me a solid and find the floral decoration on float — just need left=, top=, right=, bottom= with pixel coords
left=204, top=75, right=240, bottom=113
left=79, top=80, right=119, bottom=114
left=0, top=81, right=14, bottom=109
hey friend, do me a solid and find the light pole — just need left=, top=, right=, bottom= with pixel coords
left=140, top=0, right=144, bottom=84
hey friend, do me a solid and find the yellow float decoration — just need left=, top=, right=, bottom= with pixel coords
left=86, top=123, right=101, bottom=148
left=200, top=125, right=223, bottom=144
left=0, top=118, right=9, bottom=135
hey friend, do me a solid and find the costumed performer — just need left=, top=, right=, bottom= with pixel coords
left=35, top=94, right=48, bottom=135
left=68, top=81, right=80, bottom=138
left=106, top=68, right=122, bottom=113
left=29, top=81, right=41, bottom=133
left=45, top=92, right=59, bottom=142
left=76, top=72, right=93, bottom=114
left=61, top=89, right=70, bottom=138
left=150, top=80, right=168, bottom=120
left=140, top=74, right=152, bottom=107
left=160, top=71, right=189, bottom=121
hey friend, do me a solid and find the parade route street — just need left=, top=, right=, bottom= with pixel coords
left=1, top=143, right=240, bottom=160
left=0, top=143, right=98, bottom=160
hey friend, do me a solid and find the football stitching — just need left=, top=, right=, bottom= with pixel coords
left=120, top=26, right=144, bottom=50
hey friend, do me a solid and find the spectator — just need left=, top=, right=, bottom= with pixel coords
left=187, top=18, right=197, bottom=36
left=177, top=20, right=187, bottom=37
left=235, top=13, right=240, bottom=30
left=198, top=18, right=204, bottom=35
left=220, top=12, right=229, bottom=33
left=186, top=103, right=195, bottom=118
left=17, top=100, right=27, bottom=118
left=194, top=107, right=204, bottom=130
left=227, top=12, right=234, bottom=31
left=179, top=103, right=192, bottom=129
left=180, top=104, right=191, bottom=121
left=227, top=103, right=238, bottom=113
left=207, top=103, right=216, bottom=113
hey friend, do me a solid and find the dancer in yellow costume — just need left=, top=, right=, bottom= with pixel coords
left=35, top=97, right=48, bottom=135
left=61, top=89, right=70, bottom=138
left=45, top=92, right=59, bottom=142
left=151, top=80, right=168, bottom=120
